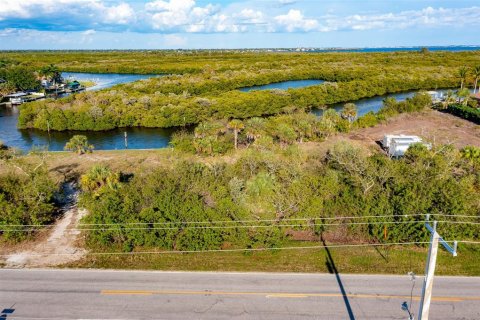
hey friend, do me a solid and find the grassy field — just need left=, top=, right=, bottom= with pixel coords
left=70, top=242, right=480, bottom=276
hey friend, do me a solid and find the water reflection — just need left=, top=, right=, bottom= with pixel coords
left=312, top=89, right=473, bottom=117
left=239, top=79, right=325, bottom=92
left=0, top=72, right=171, bottom=151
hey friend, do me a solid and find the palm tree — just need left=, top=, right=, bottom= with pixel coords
left=39, top=64, right=61, bottom=85
left=442, top=90, right=456, bottom=109
left=341, top=103, right=358, bottom=123
left=245, top=117, right=265, bottom=143
left=64, top=135, right=94, bottom=155
left=472, top=65, right=480, bottom=94
left=80, top=165, right=120, bottom=194
left=456, top=88, right=471, bottom=106
left=227, top=119, right=244, bottom=150
left=458, top=66, right=468, bottom=89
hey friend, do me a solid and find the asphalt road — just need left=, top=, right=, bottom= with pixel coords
left=1, top=269, right=479, bottom=320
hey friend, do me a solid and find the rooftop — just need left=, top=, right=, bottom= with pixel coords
left=5, top=92, right=28, bottom=98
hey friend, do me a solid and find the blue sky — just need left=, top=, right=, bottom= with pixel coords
left=0, top=0, right=478, bottom=49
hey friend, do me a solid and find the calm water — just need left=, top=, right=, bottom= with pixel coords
left=239, top=79, right=325, bottom=92
left=0, top=72, right=172, bottom=151
left=0, top=106, right=173, bottom=151
left=312, top=89, right=474, bottom=117
left=62, top=72, right=156, bottom=91
left=309, top=46, right=480, bottom=53
left=0, top=72, right=473, bottom=152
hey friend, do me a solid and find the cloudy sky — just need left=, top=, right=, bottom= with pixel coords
left=0, top=0, right=478, bottom=49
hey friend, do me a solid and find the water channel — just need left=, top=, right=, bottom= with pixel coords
left=0, top=74, right=467, bottom=151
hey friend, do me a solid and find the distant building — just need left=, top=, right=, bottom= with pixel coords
left=5, top=92, right=28, bottom=105
left=0, top=78, right=6, bottom=84
left=382, top=134, right=430, bottom=157
left=67, top=80, right=81, bottom=90
left=41, top=79, right=52, bottom=87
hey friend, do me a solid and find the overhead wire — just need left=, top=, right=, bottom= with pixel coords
left=0, top=240, right=477, bottom=258
left=1, top=220, right=479, bottom=233
left=0, top=213, right=477, bottom=229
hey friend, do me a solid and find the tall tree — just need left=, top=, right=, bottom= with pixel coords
left=456, top=88, right=471, bottom=106
left=6, top=66, right=40, bottom=91
left=39, top=64, right=62, bottom=85
left=227, top=119, right=244, bottom=150
left=458, top=66, right=468, bottom=89
left=472, top=65, right=480, bottom=94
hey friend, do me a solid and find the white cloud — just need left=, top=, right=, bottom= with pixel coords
left=83, top=29, right=96, bottom=36
left=274, top=10, right=318, bottom=32
left=235, top=9, right=264, bottom=23
left=147, top=0, right=248, bottom=33
left=0, top=1, right=479, bottom=36
left=0, top=0, right=135, bottom=29
left=104, top=3, right=135, bottom=25
left=146, top=0, right=195, bottom=12
left=319, top=6, right=480, bottom=32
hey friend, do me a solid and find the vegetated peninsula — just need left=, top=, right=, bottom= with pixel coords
left=6, top=50, right=478, bottom=131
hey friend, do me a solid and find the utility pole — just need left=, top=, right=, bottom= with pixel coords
left=417, top=215, right=457, bottom=320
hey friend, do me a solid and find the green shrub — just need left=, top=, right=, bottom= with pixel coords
left=447, top=104, right=480, bottom=124
left=64, top=135, right=94, bottom=154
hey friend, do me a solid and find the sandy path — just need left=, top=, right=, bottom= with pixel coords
left=4, top=183, right=88, bottom=268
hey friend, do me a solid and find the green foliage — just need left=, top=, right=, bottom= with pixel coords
left=39, top=64, right=62, bottom=83
left=80, top=165, right=120, bottom=197
left=341, top=103, right=358, bottom=123
left=0, top=81, right=16, bottom=98
left=446, top=104, right=480, bottom=124
left=171, top=92, right=432, bottom=156
left=15, top=50, right=477, bottom=131
left=4, top=65, right=40, bottom=91
left=169, top=130, right=196, bottom=153
left=64, top=135, right=94, bottom=154
left=80, top=143, right=480, bottom=252
left=0, top=162, right=57, bottom=242
left=378, top=92, right=432, bottom=117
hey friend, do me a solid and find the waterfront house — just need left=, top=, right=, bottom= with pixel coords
left=67, top=80, right=81, bottom=90
left=5, top=92, right=28, bottom=105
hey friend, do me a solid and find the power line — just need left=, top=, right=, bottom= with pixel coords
left=4, top=220, right=475, bottom=232
left=1, top=220, right=478, bottom=233
left=0, top=241, right=432, bottom=258
left=1, top=213, right=477, bottom=228
left=0, top=240, right=477, bottom=258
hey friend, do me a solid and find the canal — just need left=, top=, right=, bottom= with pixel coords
left=0, top=75, right=466, bottom=151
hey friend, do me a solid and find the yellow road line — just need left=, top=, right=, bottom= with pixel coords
left=100, top=290, right=479, bottom=302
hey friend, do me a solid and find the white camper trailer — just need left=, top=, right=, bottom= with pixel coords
left=382, top=135, right=428, bottom=157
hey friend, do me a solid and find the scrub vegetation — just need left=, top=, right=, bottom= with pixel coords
left=0, top=149, right=58, bottom=242
left=77, top=143, right=480, bottom=253
left=1, top=51, right=479, bottom=273
left=4, top=50, right=478, bottom=131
